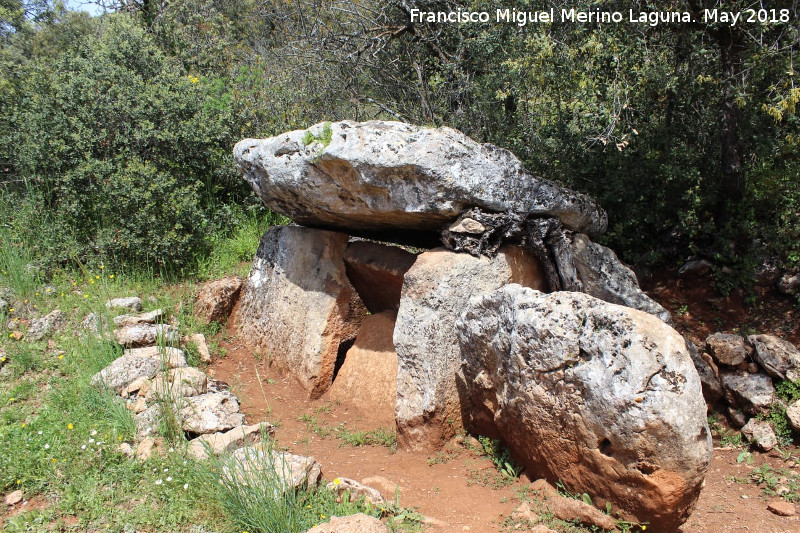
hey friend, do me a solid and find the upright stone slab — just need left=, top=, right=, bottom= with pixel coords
left=393, top=246, right=546, bottom=450
left=238, top=226, right=367, bottom=398
left=562, top=233, right=671, bottom=322
left=329, top=311, right=398, bottom=423
left=456, top=286, right=712, bottom=532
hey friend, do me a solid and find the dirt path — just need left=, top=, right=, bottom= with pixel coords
left=211, top=333, right=800, bottom=533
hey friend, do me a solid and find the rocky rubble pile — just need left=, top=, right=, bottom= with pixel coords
left=692, top=330, right=800, bottom=450
left=233, top=121, right=713, bottom=530
left=91, top=296, right=267, bottom=460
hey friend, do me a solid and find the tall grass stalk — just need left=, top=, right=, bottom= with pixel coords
left=192, top=434, right=386, bottom=533
left=0, top=225, right=41, bottom=297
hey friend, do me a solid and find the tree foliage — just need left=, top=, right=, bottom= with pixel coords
left=1, top=0, right=799, bottom=280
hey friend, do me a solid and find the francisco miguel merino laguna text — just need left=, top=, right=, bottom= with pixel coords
left=409, top=8, right=790, bottom=27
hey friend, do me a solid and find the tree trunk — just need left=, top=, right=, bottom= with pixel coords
left=716, top=29, right=745, bottom=226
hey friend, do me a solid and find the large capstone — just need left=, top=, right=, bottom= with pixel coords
left=456, top=285, right=712, bottom=532
left=233, top=121, right=607, bottom=242
left=237, top=226, right=367, bottom=398
left=394, top=246, right=546, bottom=451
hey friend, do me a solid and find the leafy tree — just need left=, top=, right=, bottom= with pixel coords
left=5, top=12, right=251, bottom=271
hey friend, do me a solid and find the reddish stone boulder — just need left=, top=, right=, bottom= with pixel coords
left=394, top=245, right=546, bottom=451
left=195, top=277, right=243, bottom=324
left=329, top=311, right=398, bottom=423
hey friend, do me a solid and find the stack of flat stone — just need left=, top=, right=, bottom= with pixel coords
left=692, top=330, right=800, bottom=451
left=93, top=297, right=262, bottom=458
left=233, top=120, right=710, bottom=530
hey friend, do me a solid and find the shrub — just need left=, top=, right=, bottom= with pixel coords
left=4, top=12, right=257, bottom=273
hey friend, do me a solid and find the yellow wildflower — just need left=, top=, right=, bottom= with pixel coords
left=67, top=423, right=74, bottom=430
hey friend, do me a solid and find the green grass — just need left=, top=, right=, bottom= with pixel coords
left=196, top=209, right=289, bottom=279
left=477, top=435, right=523, bottom=479
left=192, top=437, right=416, bottom=533
left=298, top=410, right=397, bottom=451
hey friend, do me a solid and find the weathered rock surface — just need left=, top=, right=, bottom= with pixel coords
left=727, top=407, right=748, bottom=429
left=91, top=353, right=163, bottom=393
left=187, top=333, right=212, bottom=363
left=238, top=226, right=366, bottom=398
left=127, top=396, right=148, bottom=414
left=560, top=234, right=671, bottom=322
left=0, top=298, right=8, bottom=315
left=706, top=333, right=750, bottom=367
left=114, top=324, right=177, bottom=347
left=394, top=246, right=546, bottom=450
left=328, top=311, right=398, bottom=423
left=81, top=312, right=101, bottom=333
left=303, top=513, right=388, bottom=533
left=181, top=391, right=245, bottom=435
left=4, top=490, right=23, bottom=506
left=529, top=479, right=617, bottom=531
left=0, top=287, right=13, bottom=301
left=113, top=309, right=164, bottom=327
left=678, top=259, right=713, bottom=277
left=148, top=367, right=208, bottom=400
left=686, top=342, right=723, bottom=406
left=135, top=437, right=157, bottom=460
left=510, top=502, right=541, bottom=526
left=343, top=241, right=416, bottom=313
left=227, top=447, right=322, bottom=492
left=326, top=478, right=385, bottom=505
left=123, top=376, right=151, bottom=398
left=136, top=405, right=173, bottom=439
left=234, top=121, right=607, bottom=240
left=719, top=370, right=775, bottom=416
left=777, top=272, right=800, bottom=295
left=124, top=346, right=187, bottom=369
left=106, top=297, right=142, bottom=312
left=787, top=400, right=800, bottom=433
left=27, top=310, right=64, bottom=341
left=767, top=500, right=797, bottom=517
left=188, top=423, right=275, bottom=459
left=456, top=285, right=712, bottom=531
left=195, top=277, right=243, bottom=324
left=748, top=334, right=800, bottom=380
left=741, top=419, right=777, bottom=452
left=117, top=442, right=135, bottom=457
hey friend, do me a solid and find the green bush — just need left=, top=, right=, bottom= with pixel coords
left=3, top=12, right=256, bottom=273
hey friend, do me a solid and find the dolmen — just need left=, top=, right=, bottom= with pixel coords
left=233, top=121, right=711, bottom=531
